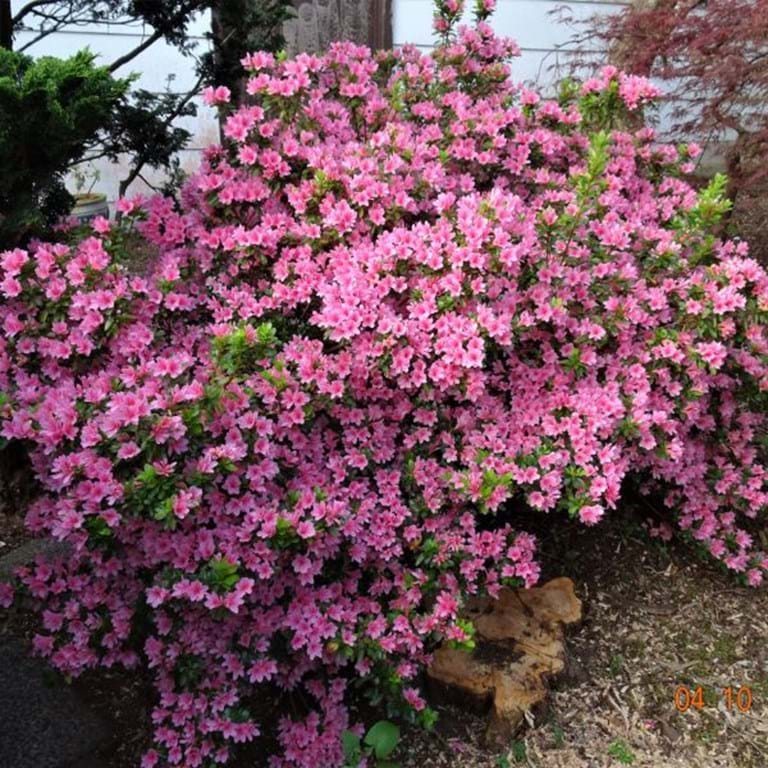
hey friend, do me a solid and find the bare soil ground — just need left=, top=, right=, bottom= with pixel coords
left=1, top=498, right=766, bottom=768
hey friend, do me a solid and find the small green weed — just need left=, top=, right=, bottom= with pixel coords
left=607, top=739, right=635, bottom=765
left=342, top=720, right=400, bottom=767
left=497, top=740, right=528, bottom=766
left=609, top=653, right=625, bottom=677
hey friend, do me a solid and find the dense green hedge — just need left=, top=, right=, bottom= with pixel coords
left=0, top=48, right=128, bottom=247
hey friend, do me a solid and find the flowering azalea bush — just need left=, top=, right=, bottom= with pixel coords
left=1, top=1, right=767, bottom=766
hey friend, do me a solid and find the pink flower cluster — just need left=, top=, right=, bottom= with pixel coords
left=582, top=65, right=662, bottom=110
left=2, top=4, right=767, bottom=766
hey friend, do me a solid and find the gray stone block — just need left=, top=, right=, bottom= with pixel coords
left=0, top=640, right=112, bottom=768
left=0, top=540, right=69, bottom=581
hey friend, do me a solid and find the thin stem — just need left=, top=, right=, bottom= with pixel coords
left=11, top=0, right=56, bottom=26
left=17, top=24, right=61, bottom=51
left=108, top=28, right=163, bottom=73
left=118, top=72, right=205, bottom=199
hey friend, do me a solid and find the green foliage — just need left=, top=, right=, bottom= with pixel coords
left=104, top=81, right=198, bottom=198
left=124, top=463, right=178, bottom=526
left=342, top=720, right=400, bottom=767
left=174, top=653, right=204, bottom=690
left=608, top=653, right=625, bottom=678
left=0, top=48, right=129, bottom=247
left=212, top=321, right=280, bottom=374
left=447, top=617, right=476, bottom=651
left=206, top=557, right=240, bottom=592
left=607, top=739, right=635, bottom=765
left=509, top=740, right=527, bottom=764
left=497, top=740, right=527, bottom=767
left=341, top=731, right=362, bottom=766
left=83, top=514, right=113, bottom=543
left=364, top=721, right=400, bottom=761
left=478, top=468, right=515, bottom=508
left=681, top=173, right=733, bottom=234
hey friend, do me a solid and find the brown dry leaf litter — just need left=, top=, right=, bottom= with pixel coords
left=403, top=513, right=767, bottom=768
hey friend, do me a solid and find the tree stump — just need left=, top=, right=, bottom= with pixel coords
left=427, top=577, right=582, bottom=745
left=283, top=0, right=392, bottom=55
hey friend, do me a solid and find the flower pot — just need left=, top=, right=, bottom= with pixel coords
left=72, top=192, right=109, bottom=224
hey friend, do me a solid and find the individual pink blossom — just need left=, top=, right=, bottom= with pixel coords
left=0, top=582, right=13, bottom=608
left=202, top=85, right=232, bottom=106
left=579, top=505, right=604, bottom=526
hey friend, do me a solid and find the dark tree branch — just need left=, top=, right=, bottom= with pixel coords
left=118, top=72, right=205, bottom=199
left=135, top=170, right=164, bottom=194
left=107, top=0, right=208, bottom=73
left=107, top=27, right=163, bottom=72
left=11, top=0, right=57, bottom=26
left=17, top=26, right=59, bottom=50
left=15, top=2, right=83, bottom=49
left=0, top=0, right=12, bottom=49
left=72, top=149, right=113, bottom=166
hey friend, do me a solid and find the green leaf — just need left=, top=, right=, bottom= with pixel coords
left=510, top=740, right=527, bottom=763
left=257, top=321, right=277, bottom=346
left=341, top=730, right=361, bottom=762
left=83, top=515, right=112, bottom=540
left=137, top=463, right=158, bottom=485
left=153, top=496, right=174, bottom=522
left=607, top=739, right=635, bottom=765
left=209, top=557, right=239, bottom=590
left=364, top=721, right=400, bottom=760
left=419, top=707, right=438, bottom=729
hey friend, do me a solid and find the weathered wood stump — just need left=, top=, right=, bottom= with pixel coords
left=427, top=577, right=582, bottom=745
left=283, top=0, right=392, bottom=56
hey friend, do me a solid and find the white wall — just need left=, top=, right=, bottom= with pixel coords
left=13, top=7, right=218, bottom=205
left=393, top=0, right=628, bottom=87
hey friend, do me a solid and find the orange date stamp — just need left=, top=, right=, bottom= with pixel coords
left=674, top=685, right=753, bottom=713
